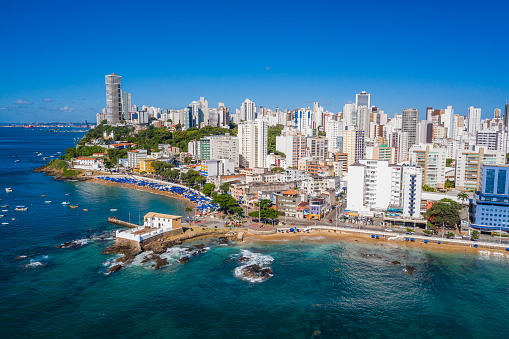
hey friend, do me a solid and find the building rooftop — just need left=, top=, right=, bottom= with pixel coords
left=144, top=212, right=181, bottom=220
left=282, top=190, right=298, bottom=196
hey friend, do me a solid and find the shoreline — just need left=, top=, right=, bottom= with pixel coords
left=244, top=230, right=509, bottom=256
left=87, top=178, right=198, bottom=208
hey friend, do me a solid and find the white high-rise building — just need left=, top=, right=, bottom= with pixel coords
left=401, top=166, right=423, bottom=218
left=325, top=120, right=343, bottom=150
left=443, top=105, right=453, bottom=138
left=238, top=119, right=268, bottom=168
left=276, top=127, right=307, bottom=168
left=402, top=108, right=419, bottom=147
left=105, top=74, right=122, bottom=124
left=356, top=91, right=371, bottom=108
left=468, top=106, right=481, bottom=135
left=346, top=160, right=401, bottom=212
left=342, top=103, right=357, bottom=126
left=240, top=98, right=256, bottom=121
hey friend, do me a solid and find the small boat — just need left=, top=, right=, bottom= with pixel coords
left=15, top=206, right=28, bottom=211
left=41, top=195, right=46, bottom=197
left=0, top=215, right=3, bottom=218
left=83, top=209, right=88, bottom=211
left=2, top=223, right=8, bottom=225
left=37, top=154, right=42, bottom=156
left=15, top=160, right=20, bottom=162
left=65, top=193, right=70, bottom=196
left=1, top=210, right=7, bottom=212
left=11, top=218, right=15, bottom=220
left=5, top=188, right=12, bottom=192
left=62, top=202, right=70, bottom=205
left=1, top=205, right=8, bottom=208
left=70, top=205, right=78, bottom=209
left=57, top=152, right=61, bottom=154
left=110, top=209, right=117, bottom=212
left=45, top=201, right=51, bottom=203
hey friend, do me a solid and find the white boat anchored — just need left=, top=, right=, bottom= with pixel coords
left=2, top=223, right=8, bottom=225
left=15, top=206, right=28, bottom=211
left=5, top=188, right=12, bottom=192
left=62, top=202, right=70, bottom=205
left=110, top=209, right=118, bottom=212
left=45, top=201, right=51, bottom=203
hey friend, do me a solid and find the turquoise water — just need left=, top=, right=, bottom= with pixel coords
left=1, top=128, right=509, bottom=338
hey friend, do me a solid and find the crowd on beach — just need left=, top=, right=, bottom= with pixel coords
left=96, top=176, right=217, bottom=216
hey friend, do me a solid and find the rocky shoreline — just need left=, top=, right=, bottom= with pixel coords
left=103, top=232, right=236, bottom=273
left=33, top=166, right=90, bottom=181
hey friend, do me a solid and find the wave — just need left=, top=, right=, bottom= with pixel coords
left=57, top=238, right=89, bottom=249
left=22, top=255, right=49, bottom=269
left=233, top=249, right=274, bottom=283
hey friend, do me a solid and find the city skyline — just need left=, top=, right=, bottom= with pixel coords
left=1, top=0, right=509, bottom=123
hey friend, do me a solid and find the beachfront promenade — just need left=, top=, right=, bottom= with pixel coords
left=276, top=224, right=509, bottom=250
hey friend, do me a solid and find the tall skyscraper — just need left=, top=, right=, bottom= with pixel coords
left=356, top=91, right=370, bottom=108
left=105, top=74, right=122, bottom=124
left=240, top=98, right=256, bottom=121
left=467, top=106, right=481, bottom=135
left=122, top=92, right=131, bottom=121
left=402, top=108, right=419, bottom=147
left=238, top=118, right=267, bottom=168
left=504, top=102, right=509, bottom=127
left=494, top=108, right=501, bottom=119
left=442, top=105, right=453, bottom=138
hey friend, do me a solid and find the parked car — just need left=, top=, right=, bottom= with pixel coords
left=329, top=219, right=333, bottom=223
left=385, top=228, right=393, bottom=232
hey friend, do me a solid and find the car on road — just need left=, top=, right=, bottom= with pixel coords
left=329, top=219, right=333, bottom=223
left=385, top=228, right=393, bottom=232
left=406, top=232, right=415, bottom=235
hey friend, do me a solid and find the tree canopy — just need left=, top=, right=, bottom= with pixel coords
left=424, top=198, right=461, bottom=228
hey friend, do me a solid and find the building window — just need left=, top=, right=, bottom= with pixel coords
left=485, top=169, right=495, bottom=194
left=497, top=169, right=507, bottom=195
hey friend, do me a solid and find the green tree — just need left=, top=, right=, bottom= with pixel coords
left=267, top=124, right=284, bottom=154
left=203, top=183, right=215, bottom=196
left=195, top=176, right=206, bottom=186
left=424, top=199, right=461, bottom=229
left=446, top=158, right=454, bottom=167
left=220, top=182, right=231, bottom=193
left=422, top=184, right=435, bottom=192
left=471, top=230, right=480, bottom=240
left=445, top=179, right=455, bottom=190
left=457, top=192, right=469, bottom=208
left=212, top=193, right=239, bottom=214
left=270, top=167, right=286, bottom=173
left=184, top=156, right=192, bottom=164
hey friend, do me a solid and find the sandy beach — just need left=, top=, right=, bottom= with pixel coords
left=88, top=177, right=198, bottom=207
left=245, top=229, right=509, bottom=256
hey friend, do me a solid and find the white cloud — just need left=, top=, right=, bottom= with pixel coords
left=15, top=99, right=32, bottom=105
left=59, top=106, right=76, bottom=112
left=42, top=98, right=52, bottom=102
left=265, top=66, right=271, bottom=71
left=0, top=107, right=6, bottom=110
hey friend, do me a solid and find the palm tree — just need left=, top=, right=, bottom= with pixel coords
left=457, top=192, right=469, bottom=208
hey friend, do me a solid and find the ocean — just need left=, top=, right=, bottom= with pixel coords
left=1, top=127, right=509, bottom=338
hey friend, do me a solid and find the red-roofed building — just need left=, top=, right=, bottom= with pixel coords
left=276, top=189, right=302, bottom=218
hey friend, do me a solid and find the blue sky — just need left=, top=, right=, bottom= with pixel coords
left=1, top=0, right=508, bottom=123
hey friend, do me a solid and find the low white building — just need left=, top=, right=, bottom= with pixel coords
left=127, top=149, right=148, bottom=169
left=144, top=212, right=182, bottom=229
left=73, top=157, right=103, bottom=170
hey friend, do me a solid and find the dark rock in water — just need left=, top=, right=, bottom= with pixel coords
left=14, top=255, right=28, bottom=261
left=185, top=247, right=194, bottom=252
left=153, top=258, right=168, bottom=269
left=58, top=232, right=72, bottom=237
left=218, top=237, right=229, bottom=245
left=116, top=256, right=129, bottom=263
left=313, top=330, right=322, bottom=337
left=391, top=261, right=401, bottom=265
left=237, top=256, right=250, bottom=262
left=56, top=240, right=87, bottom=249
left=404, top=265, right=416, bottom=274
left=107, top=264, right=122, bottom=273
left=141, top=254, right=160, bottom=264
left=194, top=244, right=206, bottom=249
left=241, top=264, right=273, bottom=280
left=102, top=244, right=141, bottom=260
left=178, top=256, right=190, bottom=264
